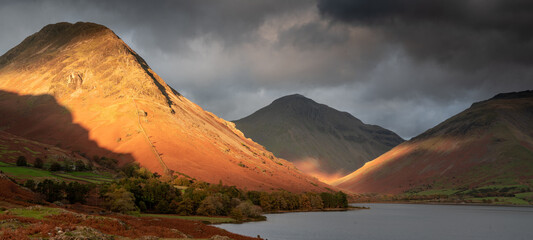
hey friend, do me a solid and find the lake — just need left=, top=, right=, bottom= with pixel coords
left=218, top=203, right=533, bottom=240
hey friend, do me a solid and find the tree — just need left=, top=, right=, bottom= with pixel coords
left=49, top=162, right=62, bottom=171
left=176, top=198, right=195, bottom=215
left=75, top=160, right=86, bottom=171
left=16, top=156, right=27, bottom=166
left=63, top=161, right=74, bottom=172
left=36, top=179, right=63, bottom=202
left=65, top=182, right=91, bottom=204
left=197, top=193, right=230, bottom=216
left=34, top=158, right=44, bottom=169
left=24, top=179, right=36, bottom=191
left=246, top=191, right=261, bottom=206
left=155, top=199, right=171, bottom=213
left=334, top=191, right=348, bottom=208
left=104, top=187, right=139, bottom=214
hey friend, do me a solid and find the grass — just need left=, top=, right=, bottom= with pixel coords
left=0, top=161, right=114, bottom=183
left=0, top=149, right=21, bottom=156
left=5, top=207, right=64, bottom=220
left=0, top=165, right=57, bottom=178
left=414, top=189, right=459, bottom=196
left=515, top=192, right=533, bottom=199
left=23, top=146, right=40, bottom=155
left=140, top=213, right=237, bottom=224
left=466, top=197, right=530, bottom=205
left=0, top=161, right=11, bottom=166
left=55, top=172, right=113, bottom=184
left=475, top=184, right=528, bottom=190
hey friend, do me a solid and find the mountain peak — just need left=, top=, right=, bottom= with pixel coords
left=0, top=21, right=175, bottom=107
left=0, top=22, right=121, bottom=68
left=490, top=90, right=533, bottom=100
left=272, top=94, right=315, bottom=105
left=40, top=22, right=111, bottom=37
left=234, top=95, right=404, bottom=180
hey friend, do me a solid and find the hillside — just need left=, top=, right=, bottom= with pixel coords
left=234, top=94, right=404, bottom=182
left=333, top=91, right=533, bottom=194
left=0, top=22, right=329, bottom=192
left=0, top=173, right=38, bottom=208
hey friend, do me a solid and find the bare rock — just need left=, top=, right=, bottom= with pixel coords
left=50, top=226, right=113, bottom=240
left=209, top=235, right=233, bottom=240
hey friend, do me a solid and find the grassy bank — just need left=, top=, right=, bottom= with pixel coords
left=352, top=184, right=533, bottom=206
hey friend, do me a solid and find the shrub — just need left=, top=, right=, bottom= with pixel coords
left=174, top=177, right=192, bottom=186
left=232, top=201, right=262, bottom=220
left=34, top=158, right=44, bottom=168
left=16, top=156, right=27, bottom=166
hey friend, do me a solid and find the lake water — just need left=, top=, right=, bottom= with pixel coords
left=218, top=203, right=533, bottom=240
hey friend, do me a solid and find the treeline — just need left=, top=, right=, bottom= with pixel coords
left=15, top=155, right=93, bottom=172
left=24, top=179, right=93, bottom=204
left=99, top=164, right=348, bottom=220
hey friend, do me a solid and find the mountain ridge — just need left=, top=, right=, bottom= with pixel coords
left=333, top=90, right=533, bottom=194
left=234, top=94, right=404, bottom=182
left=0, top=22, right=330, bottom=192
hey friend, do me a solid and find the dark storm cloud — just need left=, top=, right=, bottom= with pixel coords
left=0, top=0, right=532, bottom=139
left=76, top=0, right=310, bottom=53
left=317, top=0, right=533, bottom=67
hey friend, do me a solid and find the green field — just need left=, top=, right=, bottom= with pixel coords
left=0, top=161, right=114, bottom=184
left=406, top=183, right=533, bottom=205
left=0, top=164, right=57, bottom=178
left=465, top=197, right=530, bottom=205
left=55, top=172, right=114, bottom=184
left=413, top=189, right=459, bottom=196
left=0, top=161, right=11, bottom=166
left=3, top=206, right=64, bottom=220
left=140, top=213, right=237, bottom=224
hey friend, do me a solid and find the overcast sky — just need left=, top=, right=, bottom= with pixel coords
left=1, top=0, right=532, bottom=139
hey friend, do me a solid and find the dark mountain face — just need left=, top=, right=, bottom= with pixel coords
left=333, top=90, right=533, bottom=194
left=234, top=94, right=404, bottom=182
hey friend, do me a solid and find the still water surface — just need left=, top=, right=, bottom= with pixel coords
left=218, top=203, right=533, bottom=240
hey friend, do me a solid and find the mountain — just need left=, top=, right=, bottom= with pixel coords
left=333, top=91, right=533, bottom=194
left=0, top=22, right=330, bottom=192
left=234, top=94, right=404, bottom=182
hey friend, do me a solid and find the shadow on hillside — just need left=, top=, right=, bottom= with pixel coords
left=0, top=89, right=134, bottom=166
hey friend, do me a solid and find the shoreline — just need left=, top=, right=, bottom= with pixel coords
left=219, top=206, right=369, bottom=225
left=265, top=205, right=368, bottom=214
left=349, top=201, right=533, bottom=208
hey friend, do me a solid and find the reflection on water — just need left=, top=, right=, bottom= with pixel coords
left=218, top=203, right=533, bottom=240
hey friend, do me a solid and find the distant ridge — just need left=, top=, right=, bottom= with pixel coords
left=234, top=94, right=404, bottom=182
left=333, top=90, right=533, bottom=194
